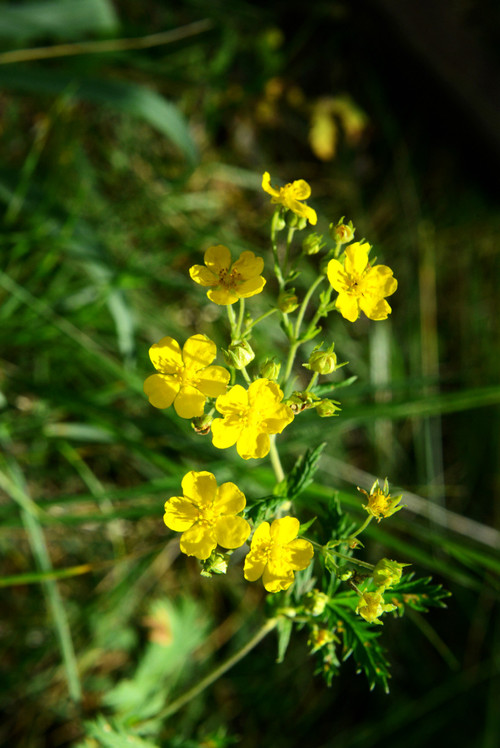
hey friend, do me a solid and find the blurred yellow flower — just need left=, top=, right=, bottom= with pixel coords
left=356, top=590, right=396, bottom=625
left=262, top=171, right=317, bottom=225
left=164, top=471, right=250, bottom=560
left=144, top=334, right=230, bottom=419
left=358, top=479, right=404, bottom=522
left=211, top=378, right=294, bottom=460
left=189, top=245, right=266, bottom=305
left=327, top=242, right=397, bottom=322
left=244, top=516, right=314, bottom=592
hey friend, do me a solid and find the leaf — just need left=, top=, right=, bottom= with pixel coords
left=0, top=67, right=198, bottom=164
left=275, top=617, right=293, bottom=664
left=0, top=0, right=118, bottom=41
left=312, top=376, right=358, bottom=396
left=283, top=442, right=327, bottom=502
left=84, top=715, right=160, bottom=748
left=388, top=574, right=451, bottom=614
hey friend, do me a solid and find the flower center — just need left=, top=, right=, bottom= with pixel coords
left=197, top=502, right=217, bottom=527
left=368, top=491, right=389, bottom=516
left=219, top=267, right=242, bottom=289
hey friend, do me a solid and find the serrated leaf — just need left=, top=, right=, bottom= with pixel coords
left=312, top=376, right=358, bottom=396
left=388, top=574, right=451, bottom=613
left=283, top=442, right=326, bottom=502
left=276, top=617, right=293, bottom=663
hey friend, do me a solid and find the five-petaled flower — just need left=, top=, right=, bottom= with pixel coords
left=355, top=590, right=396, bottom=625
left=262, top=171, right=317, bottom=226
left=327, top=241, right=397, bottom=322
left=189, top=245, right=266, bottom=305
left=211, top=378, right=294, bottom=460
left=164, top=471, right=251, bottom=560
left=244, top=516, right=314, bottom=592
left=144, top=334, right=230, bottom=419
left=358, top=478, right=404, bottom=522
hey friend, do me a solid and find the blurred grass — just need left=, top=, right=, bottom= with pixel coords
left=0, top=0, right=499, bottom=746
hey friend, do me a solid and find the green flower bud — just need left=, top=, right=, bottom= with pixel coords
left=305, top=589, right=329, bottom=616
left=308, top=626, right=336, bottom=653
left=302, top=232, right=325, bottom=256
left=305, top=347, right=338, bottom=375
left=278, top=290, right=299, bottom=313
left=223, top=340, right=255, bottom=369
left=200, top=551, right=229, bottom=577
left=260, top=358, right=281, bottom=381
left=286, top=212, right=307, bottom=230
left=285, top=390, right=320, bottom=413
left=372, top=558, right=410, bottom=590
left=329, top=217, right=355, bottom=245
left=315, top=399, right=341, bottom=417
left=191, top=414, right=213, bottom=435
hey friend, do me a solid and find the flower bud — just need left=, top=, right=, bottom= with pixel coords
left=329, top=217, right=355, bottom=245
left=278, top=290, right=299, bottom=313
left=315, top=399, right=341, bottom=417
left=286, top=212, right=307, bottom=230
left=285, top=390, right=320, bottom=413
left=200, top=551, right=229, bottom=577
left=260, top=358, right=281, bottom=381
left=305, top=589, right=329, bottom=616
left=372, top=558, right=410, bottom=590
left=191, top=414, right=213, bottom=435
left=302, top=232, right=325, bottom=256
left=308, top=626, right=336, bottom=653
left=305, top=347, right=338, bottom=375
left=223, top=340, right=255, bottom=369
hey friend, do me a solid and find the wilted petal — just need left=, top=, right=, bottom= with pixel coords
left=180, top=523, right=216, bottom=560
left=163, top=495, right=199, bottom=531
left=182, top=334, right=216, bottom=372
left=291, top=179, right=311, bottom=200
left=215, top=515, right=250, bottom=549
left=143, top=374, right=179, bottom=409
left=204, top=244, right=231, bottom=274
left=195, top=365, right=230, bottom=398
left=174, top=384, right=206, bottom=419
left=262, top=171, right=280, bottom=198
left=181, top=470, right=217, bottom=505
left=149, top=336, right=183, bottom=373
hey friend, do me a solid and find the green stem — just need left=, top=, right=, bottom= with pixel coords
left=271, top=210, right=285, bottom=288
left=349, top=515, right=373, bottom=540
left=226, top=304, right=237, bottom=339
left=304, top=285, right=332, bottom=340
left=245, top=307, right=278, bottom=332
left=283, top=226, right=296, bottom=279
left=281, top=340, right=299, bottom=391
left=158, top=618, right=279, bottom=720
left=269, top=436, right=285, bottom=483
left=305, top=372, right=319, bottom=392
left=294, top=275, right=325, bottom=339
left=236, top=298, right=245, bottom=339
left=326, top=548, right=375, bottom=571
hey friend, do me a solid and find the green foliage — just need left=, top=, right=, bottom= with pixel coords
left=281, top=442, right=327, bottom=501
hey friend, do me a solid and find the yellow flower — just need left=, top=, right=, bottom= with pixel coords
left=189, top=245, right=266, bottom=305
left=211, top=378, right=294, bottom=460
left=358, top=479, right=404, bottom=522
left=262, top=171, right=317, bottom=225
left=327, top=242, right=397, bottom=322
left=144, top=334, right=230, bottom=419
left=356, top=591, right=396, bottom=625
left=244, top=516, right=314, bottom=592
left=164, top=471, right=251, bottom=560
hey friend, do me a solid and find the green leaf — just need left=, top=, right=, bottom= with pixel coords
left=0, top=0, right=118, bottom=41
left=275, top=617, right=293, bottom=664
left=389, top=575, right=451, bottom=614
left=83, top=715, right=160, bottom=748
left=283, top=442, right=327, bottom=502
left=0, top=67, right=198, bottom=164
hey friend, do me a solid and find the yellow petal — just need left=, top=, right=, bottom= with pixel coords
left=262, top=565, right=294, bottom=593
left=251, top=520, right=271, bottom=546
left=344, top=242, right=369, bottom=276
left=204, top=244, right=231, bottom=274
left=182, top=334, right=216, bottom=372
left=262, top=171, right=280, bottom=198
left=195, top=365, right=230, bottom=398
left=365, top=265, right=397, bottom=297
left=211, top=417, right=242, bottom=449
left=189, top=264, right=218, bottom=287
left=261, top=404, right=294, bottom=434
left=231, top=251, right=264, bottom=280
left=174, top=384, right=206, bottom=419
left=215, top=515, right=250, bottom=549
left=359, top=297, right=392, bottom=321
left=335, top=292, right=360, bottom=322
left=270, top=516, right=300, bottom=544
left=286, top=538, right=314, bottom=570
left=163, top=495, right=199, bottom=531
left=181, top=470, right=217, bottom=505
left=237, top=276, right=266, bottom=298
left=207, top=287, right=240, bottom=305
left=180, top=523, right=216, bottom=560
left=247, top=378, right=283, bottom=407
left=291, top=179, right=311, bottom=200
left=326, top=259, right=348, bottom=293
left=244, top=551, right=267, bottom=582
left=214, top=481, right=246, bottom=514
left=149, top=336, right=182, bottom=373
left=215, top=384, right=248, bottom=415
left=237, top=427, right=270, bottom=459
left=143, top=374, right=179, bottom=409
